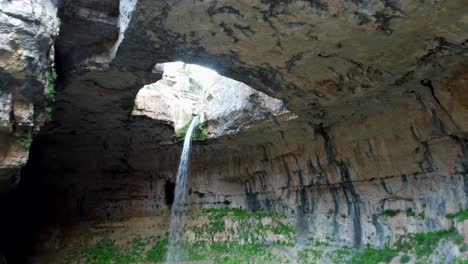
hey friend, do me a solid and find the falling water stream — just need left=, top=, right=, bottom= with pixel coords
left=166, top=116, right=200, bottom=263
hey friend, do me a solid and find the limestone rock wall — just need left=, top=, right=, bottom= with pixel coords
left=0, top=0, right=58, bottom=192
left=133, top=62, right=291, bottom=137
left=0, top=0, right=466, bottom=255
left=24, top=66, right=468, bottom=248
left=132, top=84, right=195, bottom=130
left=203, top=73, right=291, bottom=137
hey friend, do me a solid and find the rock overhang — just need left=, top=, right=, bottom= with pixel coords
left=0, top=1, right=468, bottom=255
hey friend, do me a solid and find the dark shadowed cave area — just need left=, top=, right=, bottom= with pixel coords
left=0, top=0, right=467, bottom=263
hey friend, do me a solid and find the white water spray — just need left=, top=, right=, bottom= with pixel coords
left=166, top=116, right=200, bottom=263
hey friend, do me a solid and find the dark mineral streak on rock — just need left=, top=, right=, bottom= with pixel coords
left=371, top=214, right=385, bottom=247
left=281, top=157, right=293, bottom=198
left=330, top=187, right=340, bottom=236
left=316, top=125, right=363, bottom=247
left=450, top=135, right=468, bottom=197
left=421, top=79, right=461, bottom=131
left=244, top=179, right=261, bottom=211
left=207, top=6, right=244, bottom=18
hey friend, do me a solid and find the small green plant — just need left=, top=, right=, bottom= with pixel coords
left=460, top=243, right=468, bottom=252
left=201, top=208, right=285, bottom=221
left=298, top=248, right=322, bottom=263
left=418, top=211, right=426, bottom=220
left=454, top=257, right=468, bottom=264
left=349, top=246, right=398, bottom=264
left=404, top=208, right=425, bottom=220
left=44, top=106, right=53, bottom=121
left=396, top=227, right=461, bottom=257
left=194, top=124, right=208, bottom=140
left=400, top=254, right=411, bottom=263
left=47, top=69, right=58, bottom=100
left=405, top=208, right=416, bottom=217
left=327, top=246, right=353, bottom=263
left=190, top=208, right=294, bottom=246
left=447, top=209, right=468, bottom=222
left=146, top=238, right=168, bottom=262
left=207, top=94, right=214, bottom=101
left=83, top=238, right=120, bottom=264
left=176, top=117, right=208, bottom=141
left=381, top=209, right=401, bottom=218
left=16, top=136, right=32, bottom=148
left=314, top=239, right=330, bottom=247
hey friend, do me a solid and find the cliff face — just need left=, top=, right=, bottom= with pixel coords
left=0, top=0, right=58, bottom=192
left=0, top=0, right=468, bottom=261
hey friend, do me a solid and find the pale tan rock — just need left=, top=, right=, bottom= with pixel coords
left=456, top=220, right=468, bottom=244
left=0, top=0, right=58, bottom=191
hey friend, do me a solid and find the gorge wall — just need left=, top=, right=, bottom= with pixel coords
left=0, top=0, right=467, bottom=262
left=0, top=0, right=58, bottom=192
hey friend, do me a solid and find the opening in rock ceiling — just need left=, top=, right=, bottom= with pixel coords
left=132, top=62, right=293, bottom=141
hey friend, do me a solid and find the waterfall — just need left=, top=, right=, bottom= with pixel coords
left=166, top=116, right=200, bottom=263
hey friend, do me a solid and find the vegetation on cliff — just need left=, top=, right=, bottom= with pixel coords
left=176, top=116, right=208, bottom=141
left=60, top=208, right=467, bottom=264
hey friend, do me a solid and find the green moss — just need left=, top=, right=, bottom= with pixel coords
left=64, top=209, right=466, bottom=264
left=142, top=241, right=290, bottom=263
left=83, top=238, right=120, bottom=264
left=272, top=221, right=296, bottom=236
left=145, top=238, right=167, bottom=262
left=190, top=208, right=294, bottom=245
left=70, top=236, right=167, bottom=264
left=454, top=257, right=468, bottom=264
left=298, top=248, right=322, bottom=263
left=313, top=239, right=330, bottom=247
left=405, top=208, right=425, bottom=220
left=396, top=227, right=462, bottom=257
left=176, top=117, right=208, bottom=141
left=412, top=228, right=461, bottom=257
left=16, top=136, right=32, bottom=148
left=343, top=228, right=462, bottom=264
left=201, top=207, right=285, bottom=221
left=405, top=208, right=416, bottom=217
left=47, top=70, right=58, bottom=100
left=415, top=260, right=431, bottom=264
left=381, top=209, right=401, bottom=218
left=326, top=246, right=352, bottom=263
left=194, top=125, right=208, bottom=140
left=460, top=243, right=468, bottom=252
left=349, top=246, right=398, bottom=264
left=418, top=211, right=426, bottom=220
left=190, top=242, right=282, bottom=264
left=123, top=235, right=148, bottom=262
left=447, top=209, right=468, bottom=222
left=400, top=254, right=411, bottom=263
left=44, top=106, right=53, bottom=121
